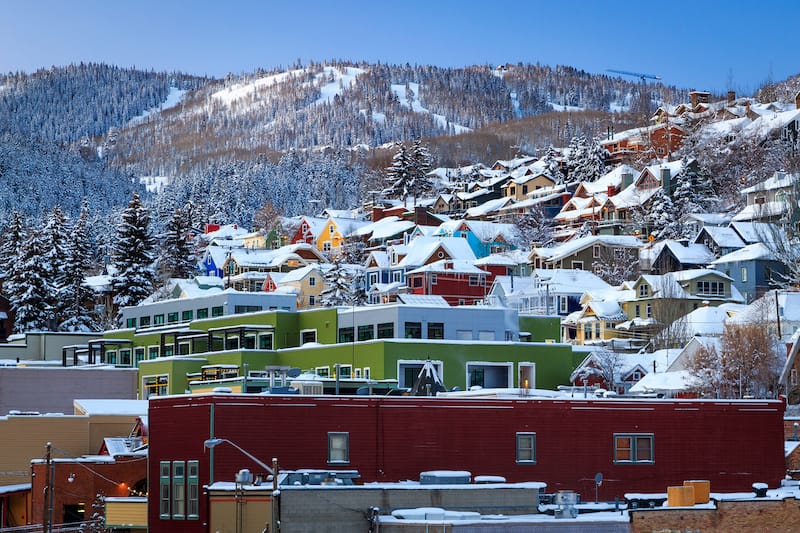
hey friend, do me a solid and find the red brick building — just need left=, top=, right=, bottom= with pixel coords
left=148, top=393, right=786, bottom=533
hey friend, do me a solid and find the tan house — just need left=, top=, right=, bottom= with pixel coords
left=529, top=234, right=642, bottom=270
left=502, top=172, right=557, bottom=201
left=264, top=263, right=332, bottom=309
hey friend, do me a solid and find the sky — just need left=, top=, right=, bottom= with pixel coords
left=2, top=0, right=799, bottom=96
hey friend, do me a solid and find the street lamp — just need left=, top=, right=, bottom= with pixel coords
left=204, top=438, right=278, bottom=532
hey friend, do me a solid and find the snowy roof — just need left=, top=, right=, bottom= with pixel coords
left=366, top=250, right=390, bottom=268
left=465, top=197, right=515, bottom=218
left=741, top=171, right=798, bottom=194
left=493, top=155, right=537, bottom=170
left=352, top=216, right=413, bottom=240
left=696, top=225, right=745, bottom=249
left=396, top=237, right=476, bottom=268
left=406, top=259, right=488, bottom=276
left=684, top=213, right=732, bottom=226
left=742, top=108, right=800, bottom=139
left=710, top=242, right=775, bottom=264
left=628, top=370, right=699, bottom=394
left=577, top=164, right=639, bottom=196
left=298, top=216, right=329, bottom=237
left=230, top=248, right=307, bottom=268
left=729, top=221, right=782, bottom=244
left=586, top=300, right=627, bottom=321
left=671, top=268, right=733, bottom=283
left=645, top=240, right=716, bottom=266
left=277, top=263, right=328, bottom=283
left=73, top=399, right=148, bottom=417
left=474, top=253, right=522, bottom=267
left=732, top=200, right=790, bottom=222
left=203, top=224, right=249, bottom=241
left=435, top=219, right=518, bottom=243
left=396, top=294, right=449, bottom=306
left=533, top=268, right=612, bottom=295
left=674, top=305, right=729, bottom=336
left=532, top=235, right=642, bottom=262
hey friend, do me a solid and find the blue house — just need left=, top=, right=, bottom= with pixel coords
left=710, top=243, right=786, bottom=303
left=432, top=220, right=517, bottom=258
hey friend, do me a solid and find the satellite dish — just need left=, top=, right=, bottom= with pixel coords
left=595, top=472, right=603, bottom=486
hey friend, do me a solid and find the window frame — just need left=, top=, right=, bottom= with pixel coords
left=172, top=460, right=186, bottom=520
left=613, top=433, right=654, bottom=464
left=516, top=432, right=537, bottom=464
left=187, top=460, right=199, bottom=520
left=159, top=461, right=171, bottom=519
left=327, top=432, right=350, bottom=464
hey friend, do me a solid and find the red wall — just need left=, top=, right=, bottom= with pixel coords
left=148, top=394, right=786, bottom=533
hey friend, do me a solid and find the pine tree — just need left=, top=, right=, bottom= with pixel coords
left=540, top=145, right=565, bottom=184
left=111, top=193, right=156, bottom=319
left=12, top=233, right=51, bottom=332
left=42, top=205, right=70, bottom=320
left=672, top=158, right=714, bottom=215
left=59, top=201, right=99, bottom=332
left=383, top=143, right=415, bottom=206
left=0, top=210, right=26, bottom=279
left=647, top=188, right=680, bottom=240
left=157, top=204, right=196, bottom=283
left=409, top=139, right=435, bottom=198
left=320, top=261, right=353, bottom=307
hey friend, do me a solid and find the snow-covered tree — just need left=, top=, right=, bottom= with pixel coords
left=592, top=247, right=639, bottom=286
left=320, top=261, right=353, bottom=307
left=511, top=206, right=553, bottom=248
left=111, top=193, right=156, bottom=319
left=11, top=233, right=51, bottom=332
left=540, top=145, right=565, bottom=184
left=0, top=210, right=26, bottom=279
left=42, top=205, right=70, bottom=317
left=383, top=140, right=436, bottom=207
left=672, top=158, right=714, bottom=215
left=59, top=201, right=100, bottom=332
left=156, top=204, right=196, bottom=283
left=646, top=188, right=680, bottom=239
left=566, top=135, right=606, bottom=183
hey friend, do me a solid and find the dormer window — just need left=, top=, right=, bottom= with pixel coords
left=639, top=285, right=649, bottom=297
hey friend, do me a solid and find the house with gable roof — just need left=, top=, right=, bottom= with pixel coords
left=500, top=160, right=558, bottom=201
left=562, top=297, right=630, bottom=347
left=640, top=239, right=716, bottom=275
left=733, top=170, right=799, bottom=224
left=600, top=122, right=687, bottom=164
left=693, top=224, right=745, bottom=257
left=710, top=243, right=787, bottom=302
left=405, top=259, right=490, bottom=306
left=382, top=236, right=477, bottom=290
left=221, top=243, right=327, bottom=291
left=432, top=219, right=518, bottom=258
left=264, top=263, right=332, bottom=309
left=529, top=234, right=642, bottom=271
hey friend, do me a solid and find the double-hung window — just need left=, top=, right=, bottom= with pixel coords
left=613, top=433, right=654, bottom=464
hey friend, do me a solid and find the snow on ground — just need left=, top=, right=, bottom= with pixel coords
left=212, top=69, right=305, bottom=105
left=128, top=87, right=187, bottom=124
left=390, top=83, right=472, bottom=134
left=315, top=66, right=365, bottom=105
left=140, top=175, right=170, bottom=193
left=548, top=102, right=585, bottom=112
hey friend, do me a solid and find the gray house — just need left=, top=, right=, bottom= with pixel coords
left=710, top=243, right=786, bottom=303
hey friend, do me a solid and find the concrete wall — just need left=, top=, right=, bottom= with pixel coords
left=0, top=367, right=137, bottom=414
left=278, top=485, right=541, bottom=533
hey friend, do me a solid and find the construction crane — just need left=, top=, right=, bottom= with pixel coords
left=606, top=69, right=662, bottom=83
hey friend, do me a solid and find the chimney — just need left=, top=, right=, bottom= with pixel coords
left=660, top=167, right=672, bottom=195
left=372, top=206, right=384, bottom=222
left=727, top=91, right=735, bottom=106
left=561, top=192, right=571, bottom=204
left=607, top=185, right=615, bottom=197
left=621, top=172, right=633, bottom=189
left=690, top=91, right=698, bottom=108
left=795, top=91, right=800, bottom=110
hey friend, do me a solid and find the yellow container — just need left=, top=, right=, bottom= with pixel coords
left=684, top=480, right=710, bottom=504
left=667, top=485, right=695, bottom=507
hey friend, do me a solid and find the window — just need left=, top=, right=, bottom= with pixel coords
left=140, top=316, right=151, bottom=327
left=258, top=334, right=273, bottom=350
left=309, top=295, right=316, bottom=306
left=363, top=367, right=371, bottom=379
left=593, top=245, right=601, bottom=258
left=358, top=325, right=374, bottom=341
left=134, top=348, right=145, bottom=365
left=696, top=280, right=725, bottom=296
left=301, top=329, right=317, bottom=344
left=120, top=349, right=132, bottom=366
left=182, top=310, right=193, bottom=321
left=646, top=304, right=652, bottom=318
left=792, top=369, right=798, bottom=387
left=187, top=461, right=199, bottom=519
left=412, top=277, right=423, bottom=288
left=309, top=276, right=316, bottom=286
left=196, top=308, right=208, bottom=320
left=323, top=241, right=332, bottom=252
left=635, top=304, right=641, bottom=318
left=469, top=275, right=479, bottom=286
left=148, top=346, right=159, bottom=360
left=234, top=305, right=262, bottom=314
left=144, top=375, right=169, bottom=398
left=404, top=322, right=422, bottom=339
left=741, top=267, right=748, bottom=283
left=126, top=318, right=136, bottom=328
left=106, top=350, right=117, bottom=365
left=427, top=322, right=444, bottom=339
left=211, top=306, right=224, bottom=317
left=338, top=327, right=354, bottom=343
left=431, top=274, right=437, bottom=285
left=377, top=322, right=394, bottom=338
left=154, top=314, right=165, bottom=326
left=478, top=330, right=495, bottom=341
left=559, top=296, right=568, bottom=314
left=159, top=461, right=171, bottom=519
left=172, top=461, right=185, bottom=519
left=516, top=433, right=536, bottom=464
left=328, top=432, right=349, bottom=464
left=316, top=366, right=330, bottom=377
left=571, top=261, right=583, bottom=270
left=336, top=365, right=352, bottom=378
left=167, top=312, right=179, bottom=324
left=614, top=434, right=654, bottom=464
left=638, top=284, right=649, bottom=297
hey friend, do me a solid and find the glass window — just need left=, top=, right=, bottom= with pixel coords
left=301, top=330, right=317, bottom=344
left=358, top=324, right=374, bottom=341
left=148, top=346, right=159, bottom=360
left=316, top=366, right=330, bottom=377
left=187, top=461, right=199, bottom=519
left=328, top=432, right=349, bottom=464
left=337, top=365, right=352, bottom=379
left=182, top=310, right=193, bottom=321
left=172, top=461, right=185, bottom=519
left=197, top=308, right=208, bottom=319
left=126, top=318, right=136, bottom=328
left=614, top=434, right=654, bottom=464
left=377, top=322, right=394, bottom=338
left=427, top=322, right=444, bottom=339
left=338, top=327, right=354, bottom=343
left=154, top=314, right=165, bottom=326
left=139, top=316, right=151, bottom=327
left=309, top=295, right=316, bottom=306
left=106, top=350, right=117, bottom=365
left=134, top=348, right=145, bottom=365
left=167, top=312, right=179, bottom=324
left=120, top=349, right=131, bottom=366
left=404, top=322, right=422, bottom=339
left=469, top=275, right=479, bottom=286
left=516, top=433, right=536, bottom=464
left=258, top=334, right=273, bottom=350
left=159, top=461, right=171, bottom=519
left=212, top=306, right=224, bottom=317
left=309, top=276, right=316, bottom=286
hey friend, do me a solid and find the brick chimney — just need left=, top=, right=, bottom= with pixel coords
left=795, top=91, right=800, bottom=110
left=372, top=206, right=384, bottom=222
left=727, top=90, right=736, bottom=106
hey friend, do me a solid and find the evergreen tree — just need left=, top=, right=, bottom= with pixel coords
left=409, top=139, right=435, bottom=197
left=540, top=145, right=565, bottom=184
left=12, top=233, right=51, bottom=332
left=672, top=158, right=714, bottom=216
left=156, top=204, right=196, bottom=283
left=568, top=135, right=607, bottom=183
left=0, top=210, right=26, bottom=279
left=111, top=193, right=156, bottom=319
left=42, top=205, right=70, bottom=319
left=320, top=261, right=353, bottom=307
left=383, top=142, right=415, bottom=206
left=647, top=188, right=680, bottom=240
left=59, top=201, right=99, bottom=332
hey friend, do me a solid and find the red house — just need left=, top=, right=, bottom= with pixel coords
left=148, top=393, right=785, bottom=533
left=404, top=259, right=490, bottom=305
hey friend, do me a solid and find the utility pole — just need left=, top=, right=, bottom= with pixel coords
left=44, top=442, right=52, bottom=533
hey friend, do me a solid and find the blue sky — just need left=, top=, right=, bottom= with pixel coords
left=2, top=0, right=798, bottom=95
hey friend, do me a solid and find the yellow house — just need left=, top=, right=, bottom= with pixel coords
left=563, top=295, right=628, bottom=346
left=240, top=231, right=268, bottom=250
left=502, top=173, right=557, bottom=201
left=269, top=264, right=330, bottom=309
left=316, top=218, right=370, bottom=255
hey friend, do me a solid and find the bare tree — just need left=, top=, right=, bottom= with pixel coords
left=592, top=247, right=639, bottom=286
